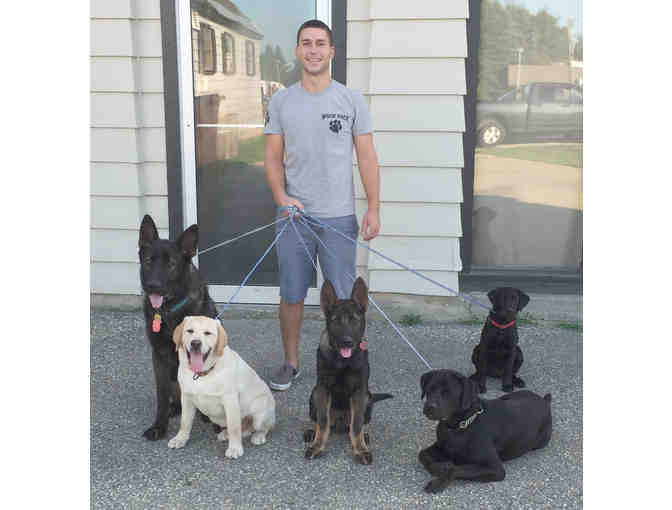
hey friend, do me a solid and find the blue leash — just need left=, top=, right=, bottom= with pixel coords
left=205, top=205, right=490, bottom=369
left=292, top=214, right=433, bottom=370
left=198, top=216, right=287, bottom=257
left=298, top=212, right=491, bottom=311
left=214, top=217, right=291, bottom=320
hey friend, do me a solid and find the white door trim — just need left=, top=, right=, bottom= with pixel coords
left=174, top=0, right=332, bottom=305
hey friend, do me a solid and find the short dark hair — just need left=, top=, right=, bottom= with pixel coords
left=296, top=19, right=333, bottom=47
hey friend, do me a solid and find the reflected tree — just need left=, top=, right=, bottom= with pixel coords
left=478, top=0, right=577, bottom=100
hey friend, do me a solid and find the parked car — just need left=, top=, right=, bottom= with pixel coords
left=476, top=82, right=583, bottom=146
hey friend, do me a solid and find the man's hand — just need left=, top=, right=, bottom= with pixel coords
left=280, top=197, right=305, bottom=218
left=360, top=208, right=380, bottom=241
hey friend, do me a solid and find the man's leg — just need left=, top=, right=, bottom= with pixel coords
left=318, top=215, right=359, bottom=299
left=270, top=218, right=315, bottom=390
left=279, top=298, right=304, bottom=369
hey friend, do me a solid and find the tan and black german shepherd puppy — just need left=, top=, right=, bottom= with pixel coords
left=304, top=277, right=392, bottom=464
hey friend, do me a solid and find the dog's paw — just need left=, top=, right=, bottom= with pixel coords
left=424, top=478, right=448, bottom=494
left=225, top=443, right=244, bottom=459
left=355, top=451, right=373, bottom=465
left=303, top=429, right=315, bottom=443
left=217, top=429, right=229, bottom=442
left=250, top=432, right=267, bottom=445
left=142, top=425, right=167, bottom=441
left=502, top=384, right=514, bottom=392
left=167, top=434, right=188, bottom=449
left=304, top=444, right=325, bottom=460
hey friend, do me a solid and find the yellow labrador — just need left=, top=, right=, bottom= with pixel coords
left=168, top=316, right=275, bottom=459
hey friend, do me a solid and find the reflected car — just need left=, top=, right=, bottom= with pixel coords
left=476, top=82, right=583, bottom=146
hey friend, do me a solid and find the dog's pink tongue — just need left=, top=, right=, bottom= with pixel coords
left=149, top=294, right=163, bottom=309
left=190, top=352, right=204, bottom=373
left=340, top=347, right=352, bottom=358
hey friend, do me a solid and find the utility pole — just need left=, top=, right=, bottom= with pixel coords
left=516, top=48, right=524, bottom=89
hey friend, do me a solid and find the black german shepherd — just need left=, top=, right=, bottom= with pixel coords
left=138, top=214, right=217, bottom=440
left=304, top=277, right=392, bottom=464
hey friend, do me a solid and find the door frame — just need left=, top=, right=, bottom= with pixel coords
left=162, top=0, right=345, bottom=304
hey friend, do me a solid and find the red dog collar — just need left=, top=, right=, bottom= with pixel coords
left=489, top=318, right=515, bottom=329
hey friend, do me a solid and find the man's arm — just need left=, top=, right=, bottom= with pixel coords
left=264, top=134, right=303, bottom=216
left=354, top=133, right=380, bottom=241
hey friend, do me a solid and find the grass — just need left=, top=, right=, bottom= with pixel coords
left=399, top=313, right=423, bottom=326
left=555, top=321, right=582, bottom=332
left=456, top=317, right=484, bottom=326
left=516, top=313, right=538, bottom=326
left=456, top=315, right=582, bottom=331
left=231, top=134, right=265, bottom=165
left=477, top=143, right=582, bottom=168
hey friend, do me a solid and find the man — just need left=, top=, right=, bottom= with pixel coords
left=264, top=19, right=381, bottom=391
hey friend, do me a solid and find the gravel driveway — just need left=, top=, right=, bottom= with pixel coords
left=91, top=308, right=582, bottom=509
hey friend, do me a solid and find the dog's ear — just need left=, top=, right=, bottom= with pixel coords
left=139, top=215, right=159, bottom=246
left=351, top=277, right=368, bottom=312
left=487, top=288, right=499, bottom=306
left=420, top=371, right=434, bottom=400
left=172, top=320, right=185, bottom=352
left=177, top=224, right=199, bottom=258
left=215, top=320, right=228, bottom=356
left=321, top=279, right=338, bottom=315
left=460, top=374, right=479, bottom=411
left=517, top=289, right=530, bottom=311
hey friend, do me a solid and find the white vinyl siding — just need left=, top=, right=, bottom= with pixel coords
left=355, top=167, right=463, bottom=203
left=371, top=95, right=465, bottom=132
left=348, top=0, right=468, bottom=296
left=89, top=0, right=472, bottom=299
left=90, top=0, right=165, bottom=295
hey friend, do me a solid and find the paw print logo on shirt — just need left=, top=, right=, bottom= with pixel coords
left=329, top=119, right=342, bottom=133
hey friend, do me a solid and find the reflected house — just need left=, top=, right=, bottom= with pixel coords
left=191, top=0, right=264, bottom=165
left=507, top=61, right=583, bottom=87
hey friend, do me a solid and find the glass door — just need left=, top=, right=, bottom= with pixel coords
left=472, top=0, right=582, bottom=273
left=177, top=0, right=331, bottom=304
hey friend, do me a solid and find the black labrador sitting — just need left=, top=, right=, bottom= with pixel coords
left=471, top=287, right=530, bottom=393
left=138, top=215, right=218, bottom=440
left=419, top=369, right=552, bottom=493
left=304, top=277, right=392, bottom=464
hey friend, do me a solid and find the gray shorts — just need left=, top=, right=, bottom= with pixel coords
left=275, top=214, right=359, bottom=304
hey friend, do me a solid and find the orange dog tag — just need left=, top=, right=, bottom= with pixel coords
left=152, top=313, right=162, bottom=333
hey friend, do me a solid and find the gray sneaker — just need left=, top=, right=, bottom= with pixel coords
left=269, top=363, right=301, bottom=391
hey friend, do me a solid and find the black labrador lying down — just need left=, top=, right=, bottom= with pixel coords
left=138, top=215, right=218, bottom=440
left=304, top=277, right=392, bottom=465
left=419, top=369, right=552, bottom=493
left=471, top=287, right=530, bottom=393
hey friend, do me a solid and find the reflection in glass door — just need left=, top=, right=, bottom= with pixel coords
left=181, top=0, right=330, bottom=304
left=472, top=0, right=582, bottom=273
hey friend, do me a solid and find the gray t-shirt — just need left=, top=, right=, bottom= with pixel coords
left=264, top=80, right=373, bottom=218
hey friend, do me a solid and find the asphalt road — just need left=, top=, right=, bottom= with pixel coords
left=91, top=309, right=582, bottom=509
